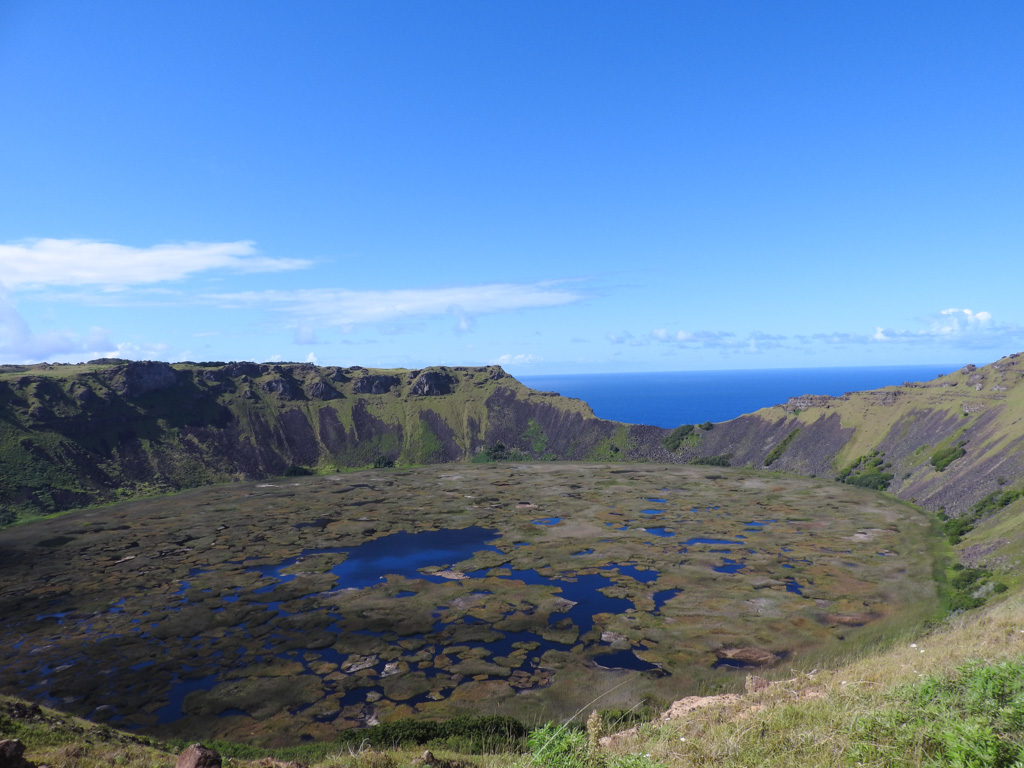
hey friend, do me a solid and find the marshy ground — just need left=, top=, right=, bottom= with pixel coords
left=0, top=463, right=943, bottom=746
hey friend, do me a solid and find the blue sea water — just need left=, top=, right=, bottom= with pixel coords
left=520, top=364, right=957, bottom=428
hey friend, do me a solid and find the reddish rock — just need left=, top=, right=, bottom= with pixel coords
left=716, top=647, right=781, bottom=666
left=175, top=744, right=221, bottom=768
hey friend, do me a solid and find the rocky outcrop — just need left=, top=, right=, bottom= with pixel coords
left=409, top=370, right=456, bottom=396
left=260, top=376, right=303, bottom=400
left=0, top=363, right=611, bottom=519
left=175, top=744, right=222, bottom=768
left=716, top=647, right=781, bottom=666
left=352, top=375, right=400, bottom=395
left=306, top=378, right=340, bottom=400
left=3, top=353, right=1024, bottom=523
left=108, top=361, right=178, bottom=397
left=782, top=394, right=846, bottom=413
left=0, top=740, right=35, bottom=768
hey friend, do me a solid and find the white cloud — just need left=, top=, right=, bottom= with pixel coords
left=111, top=340, right=170, bottom=359
left=647, top=328, right=738, bottom=347
left=204, top=281, right=584, bottom=327
left=871, top=308, right=1020, bottom=347
left=607, top=331, right=635, bottom=344
left=0, top=238, right=310, bottom=289
left=0, top=287, right=116, bottom=362
left=493, top=353, right=539, bottom=366
left=934, top=307, right=993, bottom=335
left=305, top=352, right=318, bottom=364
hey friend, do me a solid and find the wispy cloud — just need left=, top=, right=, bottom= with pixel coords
left=0, top=287, right=114, bottom=361
left=872, top=308, right=1022, bottom=347
left=632, top=307, right=1023, bottom=357
left=649, top=329, right=738, bottom=346
left=0, top=238, right=310, bottom=289
left=204, top=281, right=584, bottom=327
left=493, top=353, right=539, bottom=367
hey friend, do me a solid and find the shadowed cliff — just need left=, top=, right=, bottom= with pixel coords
left=3, top=353, right=1024, bottom=525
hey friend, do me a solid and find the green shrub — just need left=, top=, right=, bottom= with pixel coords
left=837, top=452, right=893, bottom=491
left=944, top=483, right=1024, bottom=544
left=944, top=515, right=976, bottom=544
left=973, top=486, right=1024, bottom=518
left=931, top=441, right=967, bottom=472
left=283, top=465, right=313, bottom=476
left=764, top=428, right=800, bottom=467
left=528, top=723, right=589, bottom=768
left=698, top=421, right=714, bottom=431
left=372, top=456, right=395, bottom=468
left=662, top=425, right=694, bottom=452
left=944, top=567, right=1000, bottom=613
left=844, top=470, right=893, bottom=490
left=950, top=567, right=990, bottom=591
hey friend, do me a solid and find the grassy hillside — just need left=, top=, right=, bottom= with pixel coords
left=671, top=354, right=1024, bottom=515
left=0, top=360, right=619, bottom=523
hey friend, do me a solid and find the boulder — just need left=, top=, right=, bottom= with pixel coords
left=175, top=744, right=221, bottom=768
left=352, top=375, right=399, bottom=395
left=222, top=362, right=262, bottom=378
left=306, top=379, right=339, bottom=400
left=111, top=361, right=178, bottom=397
left=409, top=371, right=456, bottom=397
left=260, top=377, right=301, bottom=399
left=716, top=647, right=781, bottom=666
left=0, top=740, right=35, bottom=768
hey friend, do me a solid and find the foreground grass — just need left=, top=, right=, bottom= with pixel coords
left=601, top=593, right=1024, bottom=767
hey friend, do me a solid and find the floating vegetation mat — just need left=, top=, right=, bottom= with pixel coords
left=0, top=463, right=943, bottom=745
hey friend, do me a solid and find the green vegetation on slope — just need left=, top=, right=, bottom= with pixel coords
left=764, top=428, right=799, bottom=467
left=595, top=595, right=1024, bottom=768
left=836, top=450, right=894, bottom=491
left=0, top=360, right=614, bottom=523
left=931, top=439, right=968, bottom=472
left=942, top=482, right=1024, bottom=544
left=661, top=424, right=694, bottom=452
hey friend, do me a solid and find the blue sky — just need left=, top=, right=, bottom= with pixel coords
left=1, top=1, right=1021, bottom=374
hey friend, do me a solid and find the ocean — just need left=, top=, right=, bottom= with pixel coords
left=519, top=364, right=958, bottom=429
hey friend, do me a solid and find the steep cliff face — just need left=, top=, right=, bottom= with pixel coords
left=0, top=361, right=632, bottom=519
left=671, top=354, right=1024, bottom=517
left=4, top=353, right=1024, bottom=524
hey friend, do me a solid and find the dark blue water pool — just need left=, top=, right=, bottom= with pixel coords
left=249, top=526, right=503, bottom=591
left=713, top=558, right=745, bottom=574
left=593, top=649, right=660, bottom=672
